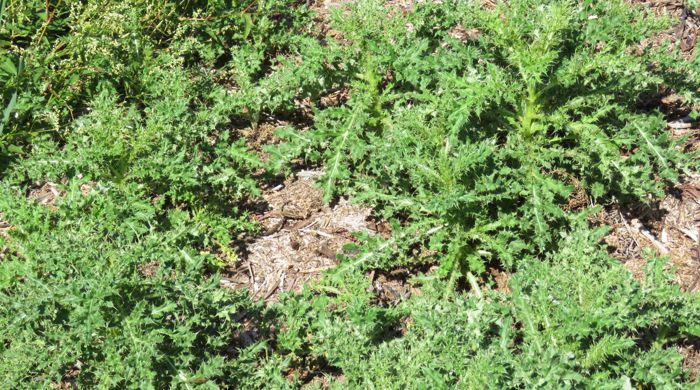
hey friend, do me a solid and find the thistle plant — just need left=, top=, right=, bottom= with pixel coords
left=272, top=0, right=700, bottom=277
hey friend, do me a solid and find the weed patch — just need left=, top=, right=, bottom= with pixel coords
left=1, top=0, right=699, bottom=387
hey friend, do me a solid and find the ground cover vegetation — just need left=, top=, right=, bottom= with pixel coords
left=1, top=0, right=699, bottom=387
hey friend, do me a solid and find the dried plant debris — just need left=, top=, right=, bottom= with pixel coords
left=221, top=170, right=375, bottom=301
left=681, top=342, right=700, bottom=383
left=0, top=214, right=10, bottom=232
left=27, top=182, right=62, bottom=207
left=0, top=214, right=9, bottom=261
left=367, top=268, right=416, bottom=306
left=632, top=0, right=700, bottom=56
left=603, top=175, right=700, bottom=291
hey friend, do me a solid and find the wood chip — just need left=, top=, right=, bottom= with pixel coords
left=631, top=219, right=669, bottom=255
left=678, top=227, right=699, bottom=243
left=668, top=116, right=696, bottom=129
left=300, top=229, right=335, bottom=239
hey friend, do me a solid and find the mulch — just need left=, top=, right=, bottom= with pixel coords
left=220, top=169, right=377, bottom=301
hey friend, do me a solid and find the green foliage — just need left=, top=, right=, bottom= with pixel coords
left=11, top=59, right=263, bottom=210
left=1, top=0, right=699, bottom=387
left=0, top=182, right=263, bottom=388
left=272, top=0, right=700, bottom=276
left=264, top=223, right=700, bottom=388
left=0, top=0, right=311, bottom=158
left=0, top=0, right=311, bottom=386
